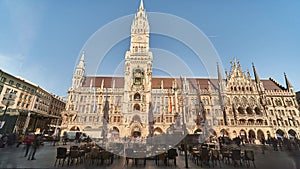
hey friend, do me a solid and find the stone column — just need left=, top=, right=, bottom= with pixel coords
left=22, top=112, right=31, bottom=134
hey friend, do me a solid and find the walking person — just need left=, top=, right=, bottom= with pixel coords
left=24, top=133, right=34, bottom=157
left=27, top=134, right=40, bottom=160
left=62, top=132, right=68, bottom=145
left=261, top=138, right=266, bottom=154
left=16, top=133, right=24, bottom=148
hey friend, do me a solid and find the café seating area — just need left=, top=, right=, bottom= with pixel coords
left=54, top=143, right=114, bottom=167
left=188, top=143, right=256, bottom=168
left=53, top=141, right=255, bottom=168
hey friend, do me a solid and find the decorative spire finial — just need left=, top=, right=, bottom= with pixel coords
left=252, top=62, right=260, bottom=83
left=284, top=72, right=293, bottom=91
left=217, top=62, right=223, bottom=83
left=139, top=0, right=144, bottom=10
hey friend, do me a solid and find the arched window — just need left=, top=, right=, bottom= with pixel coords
left=238, top=107, right=245, bottom=114
left=255, top=107, right=262, bottom=115
left=134, top=93, right=141, bottom=100
left=246, top=107, right=253, bottom=114
left=134, top=104, right=140, bottom=111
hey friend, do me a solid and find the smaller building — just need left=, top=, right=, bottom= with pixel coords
left=0, top=69, right=66, bottom=134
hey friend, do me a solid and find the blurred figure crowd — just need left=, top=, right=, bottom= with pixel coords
left=0, top=132, right=42, bottom=160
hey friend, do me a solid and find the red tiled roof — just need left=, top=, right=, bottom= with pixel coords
left=83, top=76, right=218, bottom=90
left=83, top=76, right=124, bottom=88
left=83, top=76, right=285, bottom=91
left=261, top=79, right=285, bottom=91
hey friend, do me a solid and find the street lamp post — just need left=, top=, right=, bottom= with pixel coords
left=1, top=92, right=17, bottom=134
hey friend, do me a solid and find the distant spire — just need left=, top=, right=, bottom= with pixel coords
left=139, top=0, right=144, bottom=10
left=252, top=63, right=260, bottom=83
left=225, top=69, right=229, bottom=80
left=217, top=62, right=223, bottom=83
left=77, top=51, right=85, bottom=69
left=284, top=72, right=293, bottom=91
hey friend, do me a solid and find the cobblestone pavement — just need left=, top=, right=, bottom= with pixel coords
left=0, top=142, right=300, bottom=169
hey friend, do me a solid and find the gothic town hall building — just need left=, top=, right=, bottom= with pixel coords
left=61, top=1, right=300, bottom=141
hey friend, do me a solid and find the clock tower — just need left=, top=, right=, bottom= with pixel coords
left=123, top=0, right=153, bottom=137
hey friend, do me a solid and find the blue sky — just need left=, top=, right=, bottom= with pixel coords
left=0, top=0, right=299, bottom=96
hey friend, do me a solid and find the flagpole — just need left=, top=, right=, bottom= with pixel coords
left=180, top=76, right=188, bottom=168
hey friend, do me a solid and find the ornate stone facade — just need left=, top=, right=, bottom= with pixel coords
left=62, top=0, right=300, bottom=141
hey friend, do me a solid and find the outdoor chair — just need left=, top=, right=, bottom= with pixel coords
left=221, top=147, right=231, bottom=164
left=211, top=149, right=221, bottom=168
left=68, top=150, right=80, bottom=165
left=89, top=147, right=100, bottom=165
left=244, top=150, right=256, bottom=168
left=231, top=149, right=243, bottom=167
left=70, top=145, right=79, bottom=151
left=54, top=147, right=68, bottom=166
left=100, top=151, right=113, bottom=165
left=156, top=153, right=167, bottom=166
left=166, top=148, right=178, bottom=166
left=190, top=150, right=199, bottom=164
left=199, top=148, right=210, bottom=167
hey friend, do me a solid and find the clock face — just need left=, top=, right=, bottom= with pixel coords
left=137, top=36, right=143, bottom=41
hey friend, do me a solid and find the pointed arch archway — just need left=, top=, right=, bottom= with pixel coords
left=276, top=129, right=285, bottom=139
left=194, top=128, right=202, bottom=134
left=248, top=130, right=256, bottom=143
left=257, top=130, right=265, bottom=140
left=240, top=129, right=247, bottom=140
left=220, top=129, right=229, bottom=137
left=288, top=129, right=296, bottom=138
left=70, top=126, right=80, bottom=131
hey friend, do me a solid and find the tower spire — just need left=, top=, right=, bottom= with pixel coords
left=217, top=62, right=223, bottom=83
left=284, top=72, right=293, bottom=92
left=139, top=0, right=144, bottom=10
left=72, top=51, right=85, bottom=88
left=252, top=63, right=260, bottom=83
left=77, top=51, right=85, bottom=69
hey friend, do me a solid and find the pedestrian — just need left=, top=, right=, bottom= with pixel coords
left=75, top=132, right=80, bottom=143
left=24, top=133, right=34, bottom=157
left=16, top=133, right=24, bottom=148
left=27, top=134, right=40, bottom=160
left=261, top=138, right=266, bottom=154
left=62, top=132, right=68, bottom=145
left=272, top=138, right=278, bottom=151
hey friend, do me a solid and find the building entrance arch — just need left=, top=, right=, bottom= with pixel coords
left=70, top=126, right=80, bottom=131
left=248, top=130, right=256, bottom=144
left=240, top=129, right=247, bottom=140
left=288, top=129, right=296, bottom=139
left=257, top=130, right=265, bottom=140
left=276, top=129, right=285, bottom=139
